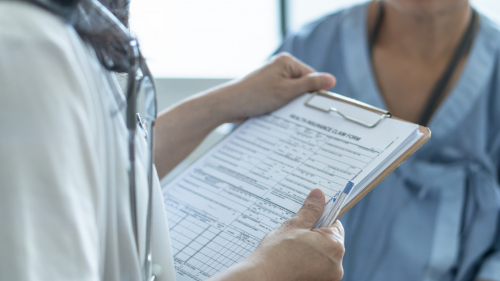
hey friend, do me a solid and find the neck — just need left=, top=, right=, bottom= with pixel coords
left=369, top=0, right=472, bottom=60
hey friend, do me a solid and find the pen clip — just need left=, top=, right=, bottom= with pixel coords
left=314, top=181, right=354, bottom=229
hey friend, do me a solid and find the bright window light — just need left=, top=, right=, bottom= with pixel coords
left=130, top=0, right=280, bottom=78
left=130, top=0, right=500, bottom=79
left=472, top=0, right=500, bottom=23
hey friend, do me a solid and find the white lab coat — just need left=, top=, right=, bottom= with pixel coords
left=0, top=2, right=176, bottom=280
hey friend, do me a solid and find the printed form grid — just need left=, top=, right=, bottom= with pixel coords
left=164, top=114, right=382, bottom=281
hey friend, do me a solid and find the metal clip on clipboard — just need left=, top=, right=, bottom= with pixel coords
left=304, top=90, right=392, bottom=128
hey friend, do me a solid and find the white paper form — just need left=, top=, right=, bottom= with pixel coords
left=162, top=94, right=419, bottom=281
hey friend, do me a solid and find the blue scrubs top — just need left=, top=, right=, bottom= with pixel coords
left=278, top=2, right=500, bottom=281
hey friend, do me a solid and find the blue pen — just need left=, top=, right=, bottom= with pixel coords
left=315, top=181, right=354, bottom=228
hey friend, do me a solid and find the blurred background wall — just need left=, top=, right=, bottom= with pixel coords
left=127, top=0, right=500, bottom=181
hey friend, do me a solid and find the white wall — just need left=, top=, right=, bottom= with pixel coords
left=130, top=0, right=280, bottom=78
left=135, top=0, right=500, bottom=181
left=131, top=0, right=500, bottom=80
left=154, top=78, right=230, bottom=110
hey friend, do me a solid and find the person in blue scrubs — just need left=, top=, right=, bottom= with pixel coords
left=278, top=0, right=500, bottom=280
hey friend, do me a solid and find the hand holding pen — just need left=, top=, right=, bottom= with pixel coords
left=314, top=181, right=354, bottom=229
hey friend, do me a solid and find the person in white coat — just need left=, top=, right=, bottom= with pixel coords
left=0, top=0, right=346, bottom=280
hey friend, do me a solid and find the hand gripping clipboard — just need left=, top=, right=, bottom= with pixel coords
left=304, top=90, right=431, bottom=218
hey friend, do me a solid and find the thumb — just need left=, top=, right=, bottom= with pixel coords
left=289, top=189, right=326, bottom=229
left=292, top=72, right=336, bottom=94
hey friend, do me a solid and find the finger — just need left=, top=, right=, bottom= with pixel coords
left=288, top=189, right=326, bottom=229
left=315, top=220, right=344, bottom=240
left=331, top=220, right=345, bottom=243
left=287, top=55, right=316, bottom=77
left=271, top=52, right=315, bottom=77
left=292, top=72, right=336, bottom=94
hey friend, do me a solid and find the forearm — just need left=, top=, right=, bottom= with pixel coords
left=153, top=53, right=335, bottom=179
left=154, top=83, right=236, bottom=178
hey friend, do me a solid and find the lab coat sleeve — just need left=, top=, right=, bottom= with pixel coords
left=0, top=6, right=102, bottom=281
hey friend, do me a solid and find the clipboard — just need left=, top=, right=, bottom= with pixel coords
left=304, top=90, right=431, bottom=218
left=162, top=90, right=432, bottom=279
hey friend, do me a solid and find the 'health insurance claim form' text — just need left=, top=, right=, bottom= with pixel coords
left=162, top=93, right=420, bottom=281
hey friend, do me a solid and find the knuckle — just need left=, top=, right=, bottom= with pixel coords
left=334, top=241, right=345, bottom=255
left=282, top=216, right=300, bottom=228
left=261, top=230, right=276, bottom=242
left=325, top=240, right=344, bottom=281
left=333, top=220, right=345, bottom=236
left=273, top=53, right=293, bottom=64
left=331, top=266, right=344, bottom=281
left=306, top=74, right=324, bottom=90
left=301, top=202, right=323, bottom=218
left=329, top=240, right=345, bottom=260
left=281, top=219, right=294, bottom=228
left=313, top=76, right=323, bottom=89
left=318, top=227, right=335, bottom=235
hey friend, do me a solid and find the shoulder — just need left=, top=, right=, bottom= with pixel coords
left=0, top=1, right=100, bottom=79
left=0, top=1, right=103, bottom=120
left=280, top=3, right=367, bottom=49
left=0, top=1, right=108, bottom=156
left=474, top=13, right=500, bottom=101
left=293, top=3, right=365, bottom=38
left=471, top=12, right=500, bottom=154
left=0, top=1, right=76, bottom=49
left=0, top=1, right=95, bottom=88
left=476, top=11, right=500, bottom=49
left=474, top=10, right=500, bottom=75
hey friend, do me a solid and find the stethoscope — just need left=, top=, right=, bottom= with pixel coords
left=25, top=0, right=159, bottom=280
left=91, top=2, right=158, bottom=280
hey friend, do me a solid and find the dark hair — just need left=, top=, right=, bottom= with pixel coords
left=27, top=0, right=132, bottom=73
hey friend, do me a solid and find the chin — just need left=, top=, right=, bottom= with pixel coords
left=385, top=0, right=468, bottom=18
